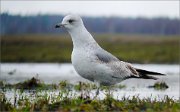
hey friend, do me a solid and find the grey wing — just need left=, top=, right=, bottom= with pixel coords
left=95, top=48, right=119, bottom=63
left=95, top=49, right=140, bottom=79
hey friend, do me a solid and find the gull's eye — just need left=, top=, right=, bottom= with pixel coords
left=68, top=19, right=74, bottom=23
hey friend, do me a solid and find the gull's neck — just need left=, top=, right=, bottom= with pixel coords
left=68, top=26, right=99, bottom=49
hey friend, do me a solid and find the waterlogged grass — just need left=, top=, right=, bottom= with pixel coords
left=148, top=81, right=169, bottom=90
left=1, top=91, right=180, bottom=112
left=1, top=78, right=179, bottom=111
left=0, top=77, right=125, bottom=91
left=0, top=77, right=58, bottom=90
left=1, top=34, right=179, bottom=63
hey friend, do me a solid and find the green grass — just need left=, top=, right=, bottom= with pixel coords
left=1, top=91, right=180, bottom=112
left=1, top=33, right=179, bottom=63
left=0, top=78, right=179, bottom=112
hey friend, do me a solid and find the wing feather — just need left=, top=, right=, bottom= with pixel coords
left=94, top=49, right=140, bottom=79
left=95, top=49, right=119, bottom=63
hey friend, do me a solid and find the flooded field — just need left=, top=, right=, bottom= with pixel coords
left=1, top=63, right=179, bottom=101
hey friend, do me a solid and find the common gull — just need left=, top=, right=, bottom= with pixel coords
left=55, top=14, right=165, bottom=95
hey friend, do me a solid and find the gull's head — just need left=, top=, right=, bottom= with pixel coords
left=55, top=14, right=84, bottom=31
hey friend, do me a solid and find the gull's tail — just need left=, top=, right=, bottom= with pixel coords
left=135, top=68, right=165, bottom=80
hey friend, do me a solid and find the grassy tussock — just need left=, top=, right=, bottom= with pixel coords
left=148, top=82, right=169, bottom=90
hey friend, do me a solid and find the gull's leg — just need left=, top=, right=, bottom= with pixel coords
left=96, top=87, right=100, bottom=96
left=93, top=81, right=100, bottom=99
left=107, top=86, right=111, bottom=96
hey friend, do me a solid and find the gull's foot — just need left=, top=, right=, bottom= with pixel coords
left=92, top=87, right=100, bottom=100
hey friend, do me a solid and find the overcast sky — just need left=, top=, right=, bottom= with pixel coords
left=1, top=1, right=179, bottom=18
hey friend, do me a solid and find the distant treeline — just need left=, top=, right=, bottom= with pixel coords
left=1, top=13, right=180, bottom=35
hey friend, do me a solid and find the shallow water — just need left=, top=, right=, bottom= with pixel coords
left=0, top=63, right=179, bottom=100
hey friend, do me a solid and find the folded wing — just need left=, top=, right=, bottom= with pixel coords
left=95, top=49, right=165, bottom=80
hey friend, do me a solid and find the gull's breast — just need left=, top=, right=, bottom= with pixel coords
left=71, top=48, right=96, bottom=81
left=71, top=48, right=122, bottom=85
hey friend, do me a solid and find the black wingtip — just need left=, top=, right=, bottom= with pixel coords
left=135, top=68, right=166, bottom=76
left=142, top=75, right=159, bottom=80
left=125, top=75, right=159, bottom=80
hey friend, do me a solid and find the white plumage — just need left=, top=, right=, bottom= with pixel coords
left=55, top=14, right=164, bottom=92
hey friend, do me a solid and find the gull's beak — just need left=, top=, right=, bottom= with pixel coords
left=55, top=23, right=64, bottom=28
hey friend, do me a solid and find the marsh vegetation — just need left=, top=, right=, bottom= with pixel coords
left=1, top=34, right=179, bottom=63
left=0, top=77, right=179, bottom=111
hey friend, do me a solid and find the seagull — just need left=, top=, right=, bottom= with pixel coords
left=55, top=14, right=165, bottom=95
